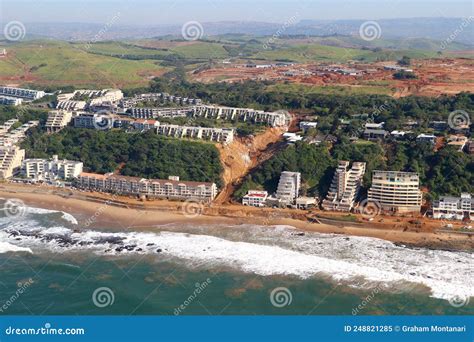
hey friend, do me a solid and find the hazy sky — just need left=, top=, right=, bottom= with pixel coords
left=0, top=0, right=472, bottom=25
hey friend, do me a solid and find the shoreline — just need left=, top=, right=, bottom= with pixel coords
left=0, top=183, right=472, bottom=252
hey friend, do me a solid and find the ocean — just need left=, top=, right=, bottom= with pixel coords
left=0, top=202, right=472, bottom=315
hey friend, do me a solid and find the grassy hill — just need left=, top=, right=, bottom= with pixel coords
left=0, top=40, right=170, bottom=89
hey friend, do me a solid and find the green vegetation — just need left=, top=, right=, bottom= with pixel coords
left=0, top=41, right=169, bottom=89
left=0, top=105, right=49, bottom=125
left=21, top=129, right=223, bottom=187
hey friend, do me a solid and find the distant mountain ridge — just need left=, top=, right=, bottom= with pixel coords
left=1, top=17, right=472, bottom=47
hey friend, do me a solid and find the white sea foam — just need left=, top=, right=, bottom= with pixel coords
left=0, top=241, right=32, bottom=254
left=1, top=220, right=473, bottom=302
left=25, top=207, right=78, bottom=225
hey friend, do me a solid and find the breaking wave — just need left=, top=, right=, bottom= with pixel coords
left=0, top=206, right=472, bottom=302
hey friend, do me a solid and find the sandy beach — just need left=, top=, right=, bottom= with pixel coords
left=0, top=182, right=472, bottom=251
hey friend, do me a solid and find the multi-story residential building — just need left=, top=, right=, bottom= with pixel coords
left=21, top=155, right=83, bottom=182
left=0, top=96, right=23, bottom=106
left=56, top=100, right=87, bottom=111
left=57, top=89, right=122, bottom=110
left=322, top=161, right=366, bottom=212
left=45, top=110, right=73, bottom=133
left=156, top=124, right=234, bottom=143
left=0, top=146, right=25, bottom=179
left=132, top=119, right=160, bottom=132
left=0, top=86, right=45, bottom=101
left=127, top=107, right=192, bottom=119
left=76, top=173, right=217, bottom=202
left=0, top=121, right=39, bottom=148
left=275, top=171, right=301, bottom=205
left=191, top=105, right=290, bottom=127
left=432, top=193, right=474, bottom=221
left=367, top=171, right=423, bottom=213
left=242, top=190, right=268, bottom=207
left=121, top=93, right=202, bottom=108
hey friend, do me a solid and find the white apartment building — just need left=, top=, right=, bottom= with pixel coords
left=0, top=146, right=25, bottom=179
left=21, top=155, right=83, bottom=182
left=76, top=173, right=217, bottom=202
left=0, top=121, right=39, bottom=148
left=275, top=171, right=301, bottom=205
left=367, top=171, right=423, bottom=213
left=56, top=100, right=87, bottom=111
left=127, top=107, right=193, bottom=119
left=0, top=96, right=23, bottom=106
left=132, top=119, right=160, bottom=131
left=191, top=105, right=290, bottom=127
left=323, top=161, right=366, bottom=212
left=0, top=86, right=45, bottom=101
left=242, top=190, right=268, bottom=207
left=157, top=124, right=234, bottom=144
left=45, top=110, right=73, bottom=133
left=432, top=193, right=474, bottom=221
left=121, top=93, right=202, bottom=108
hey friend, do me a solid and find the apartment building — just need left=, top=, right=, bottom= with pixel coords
left=191, top=105, right=290, bottom=127
left=132, top=119, right=160, bottom=132
left=0, top=119, right=19, bottom=135
left=56, top=100, right=87, bottom=111
left=0, top=96, right=23, bottom=106
left=242, top=190, right=268, bottom=207
left=367, top=171, right=422, bottom=213
left=127, top=107, right=192, bottom=119
left=76, top=173, right=217, bottom=202
left=0, top=146, right=25, bottom=179
left=322, top=161, right=366, bottom=212
left=45, top=110, right=73, bottom=133
left=0, top=86, right=45, bottom=101
left=121, top=93, right=202, bottom=108
left=156, top=124, right=234, bottom=143
left=432, top=193, right=474, bottom=221
left=0, top=121, right=39, bottom=148
left=21, top=155, right=83, bottom=182
left=275, top=171, right=301, bottom=205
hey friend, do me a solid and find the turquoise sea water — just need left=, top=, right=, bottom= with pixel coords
left=0, top=203, right=472, bottom=315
